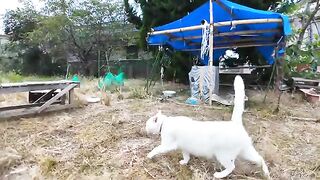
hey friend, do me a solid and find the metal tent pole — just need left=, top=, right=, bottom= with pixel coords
left=209, top=0, right=215, bottom=105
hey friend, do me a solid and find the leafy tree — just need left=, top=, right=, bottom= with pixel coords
left=277, top=0, right=320, bottom=79
left=4, top=4, right=39, bottom=42
left=296, top=0, right=320, bottom=47
left=29, top=0, right=129, bottom=75
left=2, top=4, right=60, bottom=75
left=3, top=0, right=133, bottom=76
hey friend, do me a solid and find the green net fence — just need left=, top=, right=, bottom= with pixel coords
left=98, top=71, right=125, bottom=91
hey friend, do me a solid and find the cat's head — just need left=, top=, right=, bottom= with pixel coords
left=146, top=110, right=165, bottom=135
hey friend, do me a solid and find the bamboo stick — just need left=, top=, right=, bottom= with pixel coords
left=170, top=29, right=280, bottom=41
left=148, top=18, right=282, bottom=35
left=180, top=42, right=278, bottom=51
left=214, top=42, right=277, bottom=49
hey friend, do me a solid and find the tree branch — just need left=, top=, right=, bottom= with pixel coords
left=297, top=0, right=320, bottom=47
left=124, top=0, right=142, bottom=28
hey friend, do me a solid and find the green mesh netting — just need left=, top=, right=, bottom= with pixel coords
left=98, top=71, right=125, bottom=90
left=71, top=75, right=80, bottom=82
left=114, top=72, right=124, bottom=86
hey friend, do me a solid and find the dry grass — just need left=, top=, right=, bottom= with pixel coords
left=0, top=79, right=319, bottom=180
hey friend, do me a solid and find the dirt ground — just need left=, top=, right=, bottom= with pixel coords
left=0, top=79, right=319, bottom=180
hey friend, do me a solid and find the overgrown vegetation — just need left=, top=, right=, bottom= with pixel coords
left=285, top=38, right=320, bottom=79
left=0, top=71, right=60, bottom=83
left=129, top=87, right=150, bottom=99
left=279, top=0, right=320, bottom=79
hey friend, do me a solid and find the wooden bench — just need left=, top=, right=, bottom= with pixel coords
left=292, top=77, right=320, bottom=90
left=0, top=80, right=80, bottom=119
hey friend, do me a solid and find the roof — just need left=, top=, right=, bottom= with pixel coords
left=147, top=0, right=292, bottom=65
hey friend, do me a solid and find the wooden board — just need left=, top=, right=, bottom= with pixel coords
left=0, top=80, right=80, bottom=94
left=292, top=77, right=320, bottom=83
left=292, top=77, right=320, bottom=89
left=0, top=80, right=80, bottom=119
left=37, top=84, right=78, bottom=113
left=0, top=104, right=77, bottom=120
left=0, top=102, right=61, bottom=111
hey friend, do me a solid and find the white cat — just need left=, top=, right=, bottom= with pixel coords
left=145, top=75, right=270, bottom=179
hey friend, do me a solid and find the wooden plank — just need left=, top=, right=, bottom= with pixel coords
left=69, top=89, right=75, bottom=104
left=294, top=84, right=320, bottom=89
left=0, top=80, right=78, bottom=88
left=0, top=104, right=76, bottom=120
left=292, top=77, right=320, bottom=83
left=0, top=101, right=61, bottom=111
left=0, top=84, right=67, bottom=94
left=37, top=84, right=77, bottom=113
left=0, top=81, right=80, bottom=94
left=32, top=89, right=56, bottom=104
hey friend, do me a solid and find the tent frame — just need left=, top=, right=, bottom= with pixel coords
left=148, top=0, right=287, bottom=105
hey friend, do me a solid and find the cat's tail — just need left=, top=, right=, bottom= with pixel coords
left=231, top=75, right=245, bottom=124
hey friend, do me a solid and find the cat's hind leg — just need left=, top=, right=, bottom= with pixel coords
left=240, top=145, right=270, bottom=178
left=179, top=151, right=190, bottom=165
left=214, top=154, right=236, bottom=179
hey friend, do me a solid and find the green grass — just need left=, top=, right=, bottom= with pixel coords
left=0, top=71, right=62, bottom=83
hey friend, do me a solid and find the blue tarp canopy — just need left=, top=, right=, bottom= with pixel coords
left=147, top=0, right=292, bottom=65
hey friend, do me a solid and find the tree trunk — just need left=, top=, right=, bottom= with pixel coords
left=274, top=56, right=284, bottom=113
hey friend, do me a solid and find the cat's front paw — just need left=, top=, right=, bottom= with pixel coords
left=265, top=173, right=271, bottom=180
left=213, top=172, right=226, bottom=179
left=147, top=152, right=154, bottom=159
left=179, top=160, right=188, bottom=165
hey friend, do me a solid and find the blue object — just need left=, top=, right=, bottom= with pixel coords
left=148, top=0, right=292, bottom=65
left=186, top=97, right=200, bottom=105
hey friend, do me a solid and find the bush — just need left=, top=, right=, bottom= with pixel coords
left=0, top=71, right=23, bottom=83
left=129, top=87, right=149, bottom=99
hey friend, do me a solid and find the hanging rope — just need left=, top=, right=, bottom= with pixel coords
left=230, top=6, right=236, bottom=30
left=145, top=46, right=164, bottom=93
left=201, top=20, right=210, bottom=60
left=105, top=49, right=111, bottom=73
left=160, top=65, right=164, bottom=89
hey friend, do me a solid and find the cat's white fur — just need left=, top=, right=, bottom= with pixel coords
left=145, top=75, right=270, bottom=179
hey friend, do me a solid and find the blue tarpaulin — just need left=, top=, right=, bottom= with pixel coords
left=147, top=0, right=292, bottom=65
